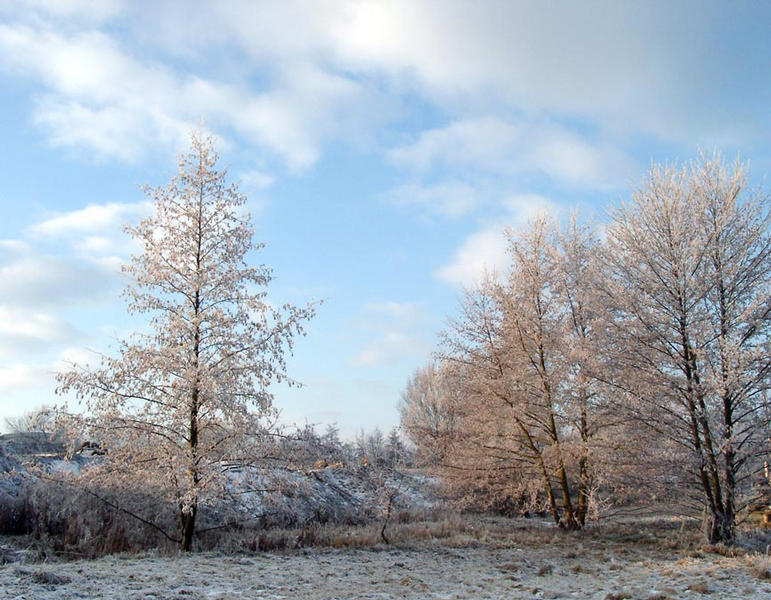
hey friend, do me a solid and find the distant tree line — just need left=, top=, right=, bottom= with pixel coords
left=280, top=423, right=412, bottom=470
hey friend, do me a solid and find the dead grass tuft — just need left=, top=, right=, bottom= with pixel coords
left=746, top=555, right=771, bottom=580
left=199, top=514, right=480, bottom=554
left=536, top=563, right=553, bottom=576
left=15, top=568, right=71, bottom=585
left=702, top=543, right=744, bottom=557
left=0, top=492, right=30, bottom=535
left=686, top=581, right=711, bottom=594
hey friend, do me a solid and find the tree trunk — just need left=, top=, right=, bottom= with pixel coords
left=181, top=504, right=197, bottom=551
left=183, top=207, right=203, bottom=553
left=576, top=455, right=589, bottom=527
left=706, top=506, right=734, bottom=545
left=719, top=443, right=737, bottom=544
left=556, top=462, right=580, bottom=530
left=575, top=400, right=590, bottom=526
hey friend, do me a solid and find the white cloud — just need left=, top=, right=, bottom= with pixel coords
left=0, top=0, right=124, bottom=47
left=2, top=0, right=125, bottom=23
left=56, top=346, right=101, bottom=371
left=435, top=194, right=558, bottom=287
left=331, top=1, right=751, bottom=144
left=502, top=194, right=560, bottom=223
left=25, top=202, right=147, bottom=274
left=0, top=363, right=58, bottom=430
left=0, top=1, right=762, bottom=177
left=0, top=307, right=81, bottom=358
left=351, top=331, right=413, bottom=368
left=387, top=117, right=521, bottom=173
left=0, top=252, right=117, bottom=308
left=0, top=364, right=48, bottom=390
left=0, top=210, right=138, bottom=423
left=0, top=203, right=142, bottom=419
left=382, top=181, right=480, bottom=216
left=33, top=97, right=187, bottom=163
left=29, top=202, right=150, bottom=236
left=74, top=236, right=116, bottom=254
left=0, top=20, right=391, bottom=170
left=0, top=308, right=75, bottom=342
left=388, top=116, right=636, bottom=189
left=363, top=301, right=421, bottom=320
left=239, top=169, right=275, bottom=190
left=0, top=239, right=30, bottom=253
left=355, top=301, right=424, bottom=331
left=0, top=1, right=758, bottom=188
left=0, top=24, right=211, bottom=161
left=350, top=301, right=429, bottom=369
left=434, top=228, right=508, bottom=288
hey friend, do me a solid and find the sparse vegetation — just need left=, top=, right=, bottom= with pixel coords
left=2, top=514, right=769, bottom=597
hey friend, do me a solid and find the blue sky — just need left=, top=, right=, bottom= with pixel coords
left=1, top=0, right=770, bottom=436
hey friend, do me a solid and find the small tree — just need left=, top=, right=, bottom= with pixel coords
left=399, top=361, right=462, bottom=465
left=57, top=132, right=315, bottom=551
left=385, top=427, right=407, bottom=467
left=3, top=406, right=56, bottom=435
left=355, top=428, right=388, bottom=466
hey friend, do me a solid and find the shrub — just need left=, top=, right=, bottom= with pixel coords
left=26, top=477, right=177, bottom=558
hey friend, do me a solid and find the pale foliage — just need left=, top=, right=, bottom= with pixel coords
left=399, top=361, right=462, bottom=465
left=602, top=154, right=771, bottom=543
left=56, top=132, right=315, bottom=549
left=423, top=216, right=612, bottom=528
left=405, top=154, right=771, bottom=543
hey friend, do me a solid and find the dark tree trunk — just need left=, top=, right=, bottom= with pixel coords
left=181, top=505, right=197, bottom=551
left=706, top=507, right=734, bottom=545
left=576, top=454, right=589, bottom=527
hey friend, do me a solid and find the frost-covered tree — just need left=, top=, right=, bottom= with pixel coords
left=400, top=360, right=462, bottom=465
left=603, top=154, right=771, bottom=543
left=385, top=427, right=407, bottom=467
left=57, top=132, right=315, bottom=550
left=438, top=216, right=611, bottom=528
left=3, top=405, right=55, bottom=435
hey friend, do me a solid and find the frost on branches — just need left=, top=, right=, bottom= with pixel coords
left=56, top=133, right=315, bottom=551
left=402, top=154, right=771, bottom=545
left=602, top=155, right=771, bottom=544
left=416, top=216, right=614, bottom=530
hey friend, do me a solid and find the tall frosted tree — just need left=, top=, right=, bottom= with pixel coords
left=57, top=132, right=315, bottom=551
left=603, top=155, right=771, bottom=543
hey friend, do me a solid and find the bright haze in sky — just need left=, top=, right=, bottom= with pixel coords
left=1, top=1, right=770, bottom=436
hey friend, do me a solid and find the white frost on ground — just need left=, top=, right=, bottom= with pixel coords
left=1, top=539, right=770, bottom=599
left=214, top=464, right=439, bottom=530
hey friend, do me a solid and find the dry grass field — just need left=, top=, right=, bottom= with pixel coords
left=2, top=515, right=771, bottom=599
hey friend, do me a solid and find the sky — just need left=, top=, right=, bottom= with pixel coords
left=1, top=0, right=771, bottom=437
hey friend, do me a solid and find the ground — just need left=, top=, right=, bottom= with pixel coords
left=2, top=517, right=770, bottom=599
